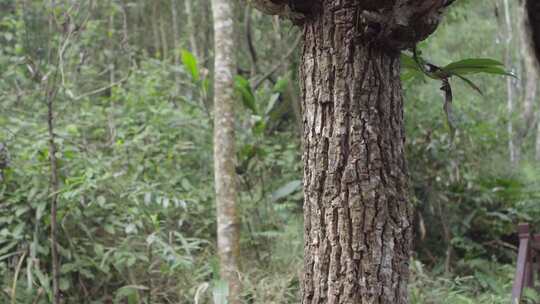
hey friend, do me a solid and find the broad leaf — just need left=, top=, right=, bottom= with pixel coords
left=400, top=53, right=421, bottom=71
left=234, top=75, right=257, bottom=113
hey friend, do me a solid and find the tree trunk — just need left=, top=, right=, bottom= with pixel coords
left=503, top=0, right=518, bottom=165
left=249, top=1, right=449, bottom=303
left=171, top=0, right=181, bottom=97
left=515, top=0, right=539, bottom=152
left=301, top=21, right=411, bottom=304
left=185, top=0, right=199, bottom=59
left=211, top=0, right=241, bottom=303
left=151, top=1, right=161, bottom=58
left=171, top=0, right=180, bottom=66
left=158, top=2, right=169, bottom=60
left=536, top=120, right=540, bottom=161
left=523, top=0, right=540, bottom=160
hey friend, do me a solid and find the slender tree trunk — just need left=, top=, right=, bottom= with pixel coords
left=171, top=0, right=180, bottom=66
left=244, top=7, right=258, bottom=78
left=151, top=1, right=161, bottom=58
left=171, top=0, right=182, bottom=97
left=47, top=66, right=60, bottom=304
left=109, top=2, right=115, bottom=87
left=48, top=95, right=60, bottom=304
left=301, top=32, right=411, bottom=304
left=185, top=0, right=199, bottom=59
left=536, top=119, right=540, bottom=161
left=158, top=1, right=169, bottom=60
left=211, top=0, right=241, bottom=302
left=503, top=0, right=518, bottom=165
left=47, top=3, right=60, bottom=302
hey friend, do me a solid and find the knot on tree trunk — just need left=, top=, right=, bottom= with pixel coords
left=248, top=0, right=316, bottom=24
left=356, top=0, right=452, bottom=50
left=250, top=0, right=452, bottom=49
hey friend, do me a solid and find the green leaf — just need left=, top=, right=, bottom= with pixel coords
left=453, top=73, right=483, bottom=96
left=446, top=66, right=515, bottom=77
left=212, top=280, right=229, bottom=304
left=59, top=277, right=71, bottom=291
left=15, top=205, right=30, bottom=217
left=273, top=74, right=290, bottom=93
left=104, top=224, right=115, bottom=235
left=114, top=285, right=147, bottom=303
left=523, top=288, right=540, bottom=302
left=36, top=202, right=47, bottom=220
left=265, top=93, right=281, bottom=116
left=442, top=58, right=515, bottom=78
left=181, top=178, right=193, bottom=191
left=234, top=75, right=257, bottom=113
left=443, top=58, right=503, bottom=70
left=400, top=53, right=421, bottom=71
left=181, top=50, right=200, bottom=81
left=271, top=180, right=302, bottom=202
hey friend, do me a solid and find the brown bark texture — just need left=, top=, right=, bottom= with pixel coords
left=513, top=0, right=539, bottom=163
left=526, top=0, right=540, bottom=66
left=301, top=20, right=410, bottom=304
left=524, top=0, right=540, bottom=160
left=212, top=0, right=241, bottom=303
left=250, top=1, right=450, bottom=303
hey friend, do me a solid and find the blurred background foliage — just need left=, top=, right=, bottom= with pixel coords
left=0, top=0, right=539, bottom=303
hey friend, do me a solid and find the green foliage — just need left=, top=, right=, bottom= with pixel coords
left=181, top=49, right=200, bottom=81
left=235, top=75, right=257, bottom=113
left=0, top=0, right=537, bottom=303
left=409, top=260, right=515, bottom=304
left=401, top=51, right=515, bottom=133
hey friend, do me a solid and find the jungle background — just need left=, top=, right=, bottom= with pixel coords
left=1, top=0, right=540, bottom=303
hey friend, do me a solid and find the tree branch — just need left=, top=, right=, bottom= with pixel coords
left=247, top=0, right=305, bottom=23
left=253, top=33, right=302, bottom=89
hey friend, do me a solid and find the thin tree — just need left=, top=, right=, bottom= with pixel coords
left=46, top=1, right=60, bottom=302
left=211, top=0, right=241, bottom=302
left=502, top=0, right=518, bottom=165
left=250, top=1, right=452, bottom=303
left=185, top=0, right=199, bottom=59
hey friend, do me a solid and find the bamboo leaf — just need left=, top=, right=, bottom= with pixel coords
left=453, top=74, right=484, bottom=96
left=443, top=58, right=504, bottom=70
left=445, top=66, right=515, bottom=77
left=181, top=49, right=200, bottom=81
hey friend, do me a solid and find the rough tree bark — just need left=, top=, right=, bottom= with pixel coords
left=250, top=1, right=452, bottom=303
left=518, top=0, right=537, bottom=135
left=523, top=0, right=540, bottom=160
left=513, top=0, right=539, bottom=162
left=211, top=0, right=241, bottom=303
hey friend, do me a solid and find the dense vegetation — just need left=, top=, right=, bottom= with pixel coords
left=1, top=0, right=539, bottom=303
